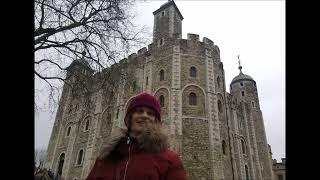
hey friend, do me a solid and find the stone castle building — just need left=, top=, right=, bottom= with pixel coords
left=44, top=1, right=274, bottom=179
left=272, top=158, right=286, bottom=180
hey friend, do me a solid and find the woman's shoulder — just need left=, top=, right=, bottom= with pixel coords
left=157, top=150, right=183, bottom=162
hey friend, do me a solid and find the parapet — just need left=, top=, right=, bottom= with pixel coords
left=203, top=37, right=214, bottom=47
left=128, top=53, right=137, bottom=60
left=213, top=45, right=220, bottom=54
left=119, top=58, right=128, bottom=64
left=187, top=33, right=199, bottom=41
left=137, top=47, right=147, bottom=55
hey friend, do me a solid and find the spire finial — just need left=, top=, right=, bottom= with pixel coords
left=237, top=54, right=242, bottom=73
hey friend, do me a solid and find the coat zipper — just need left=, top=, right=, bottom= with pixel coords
left=122, top=136, right=131, bottom=180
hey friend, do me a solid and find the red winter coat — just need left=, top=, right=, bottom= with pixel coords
left=86, top=128, right=188, bottom=180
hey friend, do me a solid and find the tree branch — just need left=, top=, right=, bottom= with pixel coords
left=35, top=70, right=66, bottom=82
left=35, top=59, right=68, bottom=71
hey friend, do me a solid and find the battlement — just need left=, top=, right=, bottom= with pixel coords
left=119, top=58, right=128, bottom=64
left=187, top=33, right=199, bottom=41
left=128, top=53, right=137, bottom=60
left=185, top=33, right=215, bottom=47
left=137, top=47, right=147, bottom=55
left=203, top=37, right=214, bottom=46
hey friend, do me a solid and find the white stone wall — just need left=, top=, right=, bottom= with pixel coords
left=205, top=47, right=224, bottom=179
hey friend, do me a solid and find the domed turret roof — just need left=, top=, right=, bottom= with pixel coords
left=231, top=72, right=254, bottom=84
left=230, top=55, right=255, bottom=85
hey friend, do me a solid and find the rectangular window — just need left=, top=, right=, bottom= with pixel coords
left=278, top=175, right=283, bottom=180
left=241, top=91, right=245, bottom=96
left=116, top=109, right=119, bottom=119
left=158, top=38, right=164, bottom=47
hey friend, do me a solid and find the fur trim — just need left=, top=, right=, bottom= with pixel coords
left=98, top=127, right=127, bottom=160
left=136, top=122, right=169, bottom=153
left=98, top=123, right=169, bottom=160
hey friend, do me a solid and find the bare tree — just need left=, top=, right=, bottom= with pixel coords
left=34, top=0, right=149, bottom=112
left=35, top=148, right=47, bottom=169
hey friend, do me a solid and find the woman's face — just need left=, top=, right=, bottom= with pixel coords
left=130, top=106, right=157, bottom=135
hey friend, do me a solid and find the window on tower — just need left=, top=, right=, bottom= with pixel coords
left=241, top=139, right=246, bottom=154
left=159, top=95, right=164, bottom=107
left=218, top=100, right=223, bottom=113
left=222, top=140, right=227, bottom=155
left=217, top=76, right=221, bottom=88
left=252, top=101, right=255, bottom=108
left=160, top=70, right=164, bottom=81
left=77, top=149, right=84, bottom=165
left=241, top=91, right=245, bottom=96
left=240, top=82, right=243, bottom=86
left=116, top=108, right=119, bottom=119
left=85, top=120, right=89, bottom=131
left=245, top=165, right=250, bottom=180
left=189, top=92, right=197, bottom=105
left=162, top=11, right=165, bottom=16
left=132, top=81, right=136, bottom=92
left=190, top=66, right=197, bottom=78
left=66, top=126, right=71, bottom=136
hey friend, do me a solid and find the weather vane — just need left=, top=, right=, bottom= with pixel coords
left=237, top=54, right=242, bottom=73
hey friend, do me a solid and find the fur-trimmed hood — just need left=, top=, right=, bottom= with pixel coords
left=98, top=123, right=169, bottom=160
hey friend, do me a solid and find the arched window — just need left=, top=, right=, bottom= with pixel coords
left=66, top=126, right=71, bottom=136
left=222, top=140, right=227, bottom=155
left=85, top=120, right=89, bottom=131
left=57, top=153, right=65, bottom=176
left=159, top=95, right=165, bottom=107
left=240, top=82, right=244, bottom=87
left=241, top=139, right=246, bottom=154
left=245, top=165, right=250, bottom=180
left=190, top=67, right=197, bottom=77
left=241, top=91, right=245, bottom=96
left=77, top=149, right=84, bottom=165
left=189, top=93, right=197, bottom=105
left=218, top=100, right=222, bottom=113
left=160, top=70, right=164, bottom=81
left=217, top=76, right=221, bottom=88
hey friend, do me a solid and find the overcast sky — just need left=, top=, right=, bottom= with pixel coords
left=35, top=0, right=285, bottom=162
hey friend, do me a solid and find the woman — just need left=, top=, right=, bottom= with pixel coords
left=86, top=92, right=188, bottom=180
